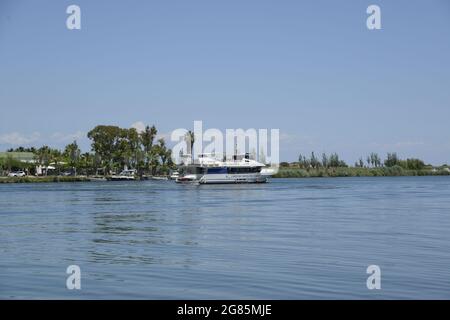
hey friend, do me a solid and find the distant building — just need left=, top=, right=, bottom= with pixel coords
left=0, top=152, right=58, bottom=175
left=0, top=152, right=35, bottom=163
left=0, top=152, right=35, bottom=175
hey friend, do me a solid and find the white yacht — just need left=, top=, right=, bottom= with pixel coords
left=176, top=153, right=273, bottom=184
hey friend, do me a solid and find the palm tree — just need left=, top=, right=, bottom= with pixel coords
left=80, top=152, right=93, bottom=175
left=35, top=146, right=51, bottom=175
left=359, top=157, right=364, bottom=168
left=49, top=149, right=62, bottom=175
left=64, top=141, right=81, bottom=175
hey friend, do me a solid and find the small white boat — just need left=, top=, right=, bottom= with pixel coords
left=169, top=171, right=180, bottom=180
left=175, top=174, right=198, bottom=183
left=109, top=169, right=136, bottom=181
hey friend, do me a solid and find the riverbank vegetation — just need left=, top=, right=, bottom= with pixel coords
left=0, top=176, right=90, bottom=184
left=0, top=124, right=175, bottom=177
left=274, top=152, right=449, bottom=178
left=1, top=131, right=450, bottom=181
left=274, top=166, right=450, bottom=178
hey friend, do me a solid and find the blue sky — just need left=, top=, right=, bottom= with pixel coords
left=1, top=0, right=449, bottom=164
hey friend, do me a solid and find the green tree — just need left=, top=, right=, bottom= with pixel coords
left=329, top=153, right=347, bottom=167
left=50, top=148, right=63, bottom=174
left=322, top=153, right=328, bottom=168
left=369, top=152, right=381, bottom=167
left=126, top=128, right=140, bottom=169
left=79, top=152, right=94, bottom=175
left=140, top=125, right=158, bottom=173
left=384, top=153, right=399, bottom=167
left=1, top=155, right=23, bottom=172
left=63, top=140, right=81, bottom=175
left=310, top=152, right=320, bottom=168
left=401, top=158, right=425, bottom=170
left=87, top=125, right=122, bottom=174
left=155, top=138, right=173, bottom=174
left=34, top=146, right=51, bottom=175
left=141, top=125, right=157, bottom=153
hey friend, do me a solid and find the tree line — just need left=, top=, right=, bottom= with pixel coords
left=0, top=136, right=435, bottom=175
left=87, top=125, right=173, bottom=175
left=354, top=152, right=426, bottom=170
left=279, top=152, right=427, bottom=171
left=1, top=124, right=175, bottom=176
left=280, top=152, right=348, bottom=168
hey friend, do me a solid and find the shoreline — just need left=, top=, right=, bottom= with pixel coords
left=0, top=176, right=91, bottom=183
left=273, top=166, right=450, bottom=178
left=1, top=170, right=449, bottom=184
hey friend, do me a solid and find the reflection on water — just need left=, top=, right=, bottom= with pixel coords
left=1, top=177, right=450, bottom=299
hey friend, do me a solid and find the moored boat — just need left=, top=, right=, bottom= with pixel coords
left=169, top=171, right=180, bottom=180
left=176, top=153, right=274, bottom=184
left=108, top=169, right=136, bottom=181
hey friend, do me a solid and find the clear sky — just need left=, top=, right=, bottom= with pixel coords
left=1, top=0, right=449, bottom=164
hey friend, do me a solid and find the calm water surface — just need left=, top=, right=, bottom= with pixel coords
left=1, top=176, right=450, bottom=299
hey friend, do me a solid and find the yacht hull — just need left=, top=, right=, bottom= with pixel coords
left=199, top=173, right=267, bottom=184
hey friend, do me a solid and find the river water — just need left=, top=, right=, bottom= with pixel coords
left=1, top=176, right=450, bottom=299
